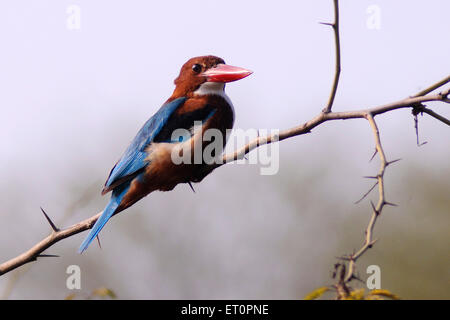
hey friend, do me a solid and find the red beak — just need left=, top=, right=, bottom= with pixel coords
left=202, top=64, right=253, bottom=83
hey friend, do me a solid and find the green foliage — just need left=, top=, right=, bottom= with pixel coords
left=366, top=289, right=400, bottom=300
left=64, top=287, right=117, bottom=300
left=304, top=287, right=329, bottom=300
left=91, top=287, right=117, bottom=299
left=305, top=286, right=400, bottom=300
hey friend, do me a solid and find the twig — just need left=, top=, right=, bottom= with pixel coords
left=0, top=182, right=98, bottom=297
left=0, top=212, right=102, bottom=276
left=220, top=88, right=450, bottom=164
left=322, top=0, right=341, bottom=113
left=413, top=75, right=450, bottom=97
left=421, top=107, right=450, bottom=126
left=354, top=181, right=378, bottom=204
left=343, top=114, right=388, bottom=284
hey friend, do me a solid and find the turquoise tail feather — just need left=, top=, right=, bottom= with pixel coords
left=78, top=183, right=130, bottom=253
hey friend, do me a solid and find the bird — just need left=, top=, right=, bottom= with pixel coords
left=78, top=55, right=252, bottom=253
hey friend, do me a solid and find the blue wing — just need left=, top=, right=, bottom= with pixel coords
left=102, top=97, right=186, bottom=194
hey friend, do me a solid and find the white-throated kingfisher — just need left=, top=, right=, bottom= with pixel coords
left=79, top=56, right=252, bottom=252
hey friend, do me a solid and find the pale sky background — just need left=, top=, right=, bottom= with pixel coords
left=0, top=0, right=449, bottom=299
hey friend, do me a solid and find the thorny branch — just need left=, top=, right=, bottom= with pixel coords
left=1, top=1, right=449, bottom=292
left=219, top=88, right=450, bottom=164
left=0, top=212, right=102, bottom=276
left=1, top=85, right=448, bottom=277
left=321, top=0, right=341, bottom=114
left=337, top=114, right=395, bottom=294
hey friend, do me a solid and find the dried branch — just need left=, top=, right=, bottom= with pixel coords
left=333, top=114, right=401, bottom=297
left=1, top=183, right=98, bottom=297
left=343, top=114, right=388, bottom=283
left=220, top=86, right=450, bottom=164
left=421, top=107, right=450, bottom=126
left=413, top=75, right=450, bottom=97
left=321, top=0, right=341, bottom=113
left=0, top=212, right=101, bottom=276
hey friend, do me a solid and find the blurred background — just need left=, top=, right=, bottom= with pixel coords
left=0, top=0, right=449, bottom=299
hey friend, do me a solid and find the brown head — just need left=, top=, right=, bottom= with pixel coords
left=169, top=55, right=252, bottom=100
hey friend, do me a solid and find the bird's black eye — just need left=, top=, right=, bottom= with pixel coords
left=192, top=64, right=202, bottom=74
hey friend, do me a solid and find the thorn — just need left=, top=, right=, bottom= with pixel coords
left=370, top=201, right=379, bottom=215
left=412, top=109, right=421, bottom=146
left=256, top=129, right=260, bottom=147
left=37, top=254, right=60, bottom=258
left=352, top=275, right=364, bottom=284
left=363, top=175, right=378, bottom=180
left=40, top=207, right=59, bottom=232
left=387, top=158, right=402, bottom=166
left=319, top=21, right=334, bottom=27
left=96, top=235, right=102, bottom=249
left=384, top=201, right=398, bottom=207
left=354, top=182, right=378, bottom=204
left=187, top=182, right=196, bottom=193
left=369, top=149, right=378, bottom=162
left=335, top=255, right=350, bottom=261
